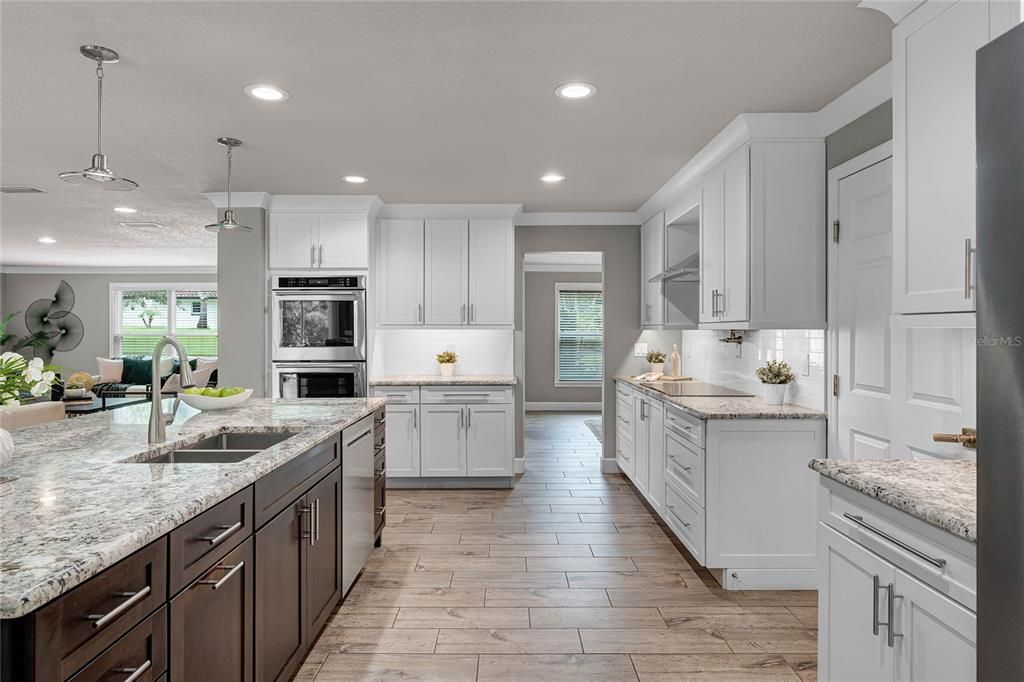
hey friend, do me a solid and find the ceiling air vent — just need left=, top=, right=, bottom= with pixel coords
left=118, top=221, right=165, bottom=229
left=0, top=186, right=45, bottom=194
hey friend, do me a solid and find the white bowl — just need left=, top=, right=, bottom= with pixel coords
left=178, top=389, right=253, bottom=411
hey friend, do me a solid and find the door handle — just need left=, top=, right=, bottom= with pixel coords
left=872, top=574, right=886, bottom=636
left=466, top=407, right=472, bottom=430
left=417, top=303, right=423, bottom=323
left=887, top=583, right=903, bottom=648
left=319, top=244, right=325, bottom=268
left=310, top=244, right=316, bottom=268
left=198, top=561, right=245, bottom=590
left=412, top=408, right=417, bottom=429
left=85, top=586, right=152, bottom=630
left=113, top=660, right=152, bottom=682
left=932, top=427, right=976, bottom=449
left=461, top=303, right=466, bottom=323
left=197, top=521, right=243, bottom=546
left=458, top=407, right=464, bottom=429
left=299, top=503, right=314, bottom=545
left=964, top=237, right=975, bottom=300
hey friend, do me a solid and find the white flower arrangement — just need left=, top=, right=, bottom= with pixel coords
left=0, top=352, right=59, bottom=406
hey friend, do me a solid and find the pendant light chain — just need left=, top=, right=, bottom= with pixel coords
left=95, top=62, right=104, bottom=154
left=225, top=145, right=233, bottom=213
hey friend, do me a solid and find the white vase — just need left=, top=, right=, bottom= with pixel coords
left=439, top=363, right=455, bottom=378
left=762, top=383, right=788, bottom=406
left=650, top=363, right=665, bottom=375
left=0, top=428, right=13, bottom=468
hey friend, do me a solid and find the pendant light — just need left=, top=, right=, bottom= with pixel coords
left=205, top=137, right=253, bottom=232
left=58, top=45, right=138, bottom=190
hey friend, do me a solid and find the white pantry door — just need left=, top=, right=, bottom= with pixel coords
left=832, top=154, right=894, bottom=459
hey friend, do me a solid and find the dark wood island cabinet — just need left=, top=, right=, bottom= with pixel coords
left=1, top=406, right=386, bottom=682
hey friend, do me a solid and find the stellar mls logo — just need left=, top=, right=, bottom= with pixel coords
left=971, top=336, right=1024, bottom=347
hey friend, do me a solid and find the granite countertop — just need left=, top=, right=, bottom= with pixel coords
left=369, top=375, right=517, bottom=386
left=810, top=458, right=976, bottom=543
left=0, top=397, right=384, bottom=619
left=615, top=376, right=825, bottom=420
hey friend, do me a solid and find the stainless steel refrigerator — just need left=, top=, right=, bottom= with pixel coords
left=976, top=20, right=1024, bottom=679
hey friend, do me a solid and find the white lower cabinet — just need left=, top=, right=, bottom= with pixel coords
left=818, top=482, right=977, bottom=682
left=631, top=391, right=650, bottom=496
left=372, top=384, right=514, bottom=484
left=420, top=404, right=466, bottom=476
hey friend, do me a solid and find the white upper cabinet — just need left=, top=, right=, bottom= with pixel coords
left=892, top=0, right=1019, bottom=314
left=376, top=216, right=514, bottom=327
left=269, top=212, right=369, bottom=270
left=377, top=219, right=425, bottom=325
left=468, top=219, right=514, bottom=326
left=640, top=212, right=665, bottom=326
left=424, top=220, right=469, bottom=325
left=699, top=140, right=825, bottom=329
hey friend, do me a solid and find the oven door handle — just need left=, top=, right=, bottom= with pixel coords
left=274, top=363, right=363, bottom=370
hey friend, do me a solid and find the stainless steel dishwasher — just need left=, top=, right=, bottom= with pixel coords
left=342, top=415, right=374, bottom=595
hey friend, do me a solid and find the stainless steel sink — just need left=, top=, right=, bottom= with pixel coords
left=133, top=432, right=294, bottom=464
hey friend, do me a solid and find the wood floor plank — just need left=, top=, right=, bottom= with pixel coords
left=451, top=571, right=568, bottom=589
left=312, top=654, right=479, bottom=681
left=732, top=591, right=818, bottom=607
left=660, top=607, right=806, bottom=630
left=608, top=588, right=738, bottom=608
left=416, top=557, right=525, bottom=572
left=488, top=544, right=594, bottom=558
left=630, top=653, right=800, bottom=681
left=347, top=587, right=486, bottom=608
left=478, top=654, right=639, bottom=681
left=526, top=557, right=637, bottom=572
left=313, top=628, right=439, bottom=654
left=323, top=608, right=399, bottom=628
left=394, top=607, right=530, bottom=629
left=530, top=607, right=666, bottom=629
left=788, top=607, right=818, bottom=629
left=435, top=628, right=583, bottom=654
left=580, top=628, right=731, bottom=654
left=357, top=572, right=454, bottom=588
left=383, top=545, right=491, bottom=558
left=459, top=532, right=559, bottom=545
left=719, top=628, right=818, bottom=654
left=557, top=533, right=665, bottom=545
left=485, top=588, right=611, bottom=607
left=567, top=571, right=690, bottom=589
left=783, top=654, right=818, bottom=681
left=382, top=532, right=464, bottom=545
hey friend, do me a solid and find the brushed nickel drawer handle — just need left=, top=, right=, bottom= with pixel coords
left=667, top=504, right=691, bottom=528
left=668, top=455, right=693, bottom=472
left=843, top=512, right=947, bottom=568
left=313, top=497, right=321, bottom=544
left=113, top=660, right=152, bottom=682
left=197, top=520, right=243, bottom=546
left=964, top=237, right=975, bottom=300
left=199, top=561, right=245, bottom=590
left=86, top=585, right=152, bottom=629
left=346, top=428, right=372, bottom=447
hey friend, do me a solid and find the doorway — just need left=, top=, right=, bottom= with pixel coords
left=521, top=251, right=604, bottom=472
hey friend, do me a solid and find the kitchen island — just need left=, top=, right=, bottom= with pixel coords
left=0, top=397, right=385, bottom=681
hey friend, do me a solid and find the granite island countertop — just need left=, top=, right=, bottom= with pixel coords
left=369, top=375, right=516, bottom=386
left=0, top=397, right=384, bottom=619
left=810, top=458, right=976, bottom=543
left=615, top=376, right=825, bottom=420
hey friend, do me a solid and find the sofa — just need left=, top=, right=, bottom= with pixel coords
left=91, top=356, right=218, bottom=397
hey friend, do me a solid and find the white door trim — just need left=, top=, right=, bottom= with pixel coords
left=827, top=141, right=894, bottom=457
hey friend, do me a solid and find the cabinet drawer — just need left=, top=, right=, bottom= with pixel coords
left=665, top=479, right=705, bottom=565
left=615, top=432, right=634, bottom=478
left=371, top=386, right=420, bottom=404
left=615, top=382, right=632, bottom=400
left=33, top=539, right=167, bottom=681
left=665, top=429, right=704, bottom=507
left=69, top=606, right=167, bottom=682
left=421, top=385, right=512, bottom=404
left=169, top=487, right=253, bottom=594
left=822, top=481, right=976, bottom=610
left=665, top=404, right=704, bottom=448
left=255, top=435, right=339, bottom=527
left=616, top=397, right=633, bottom=438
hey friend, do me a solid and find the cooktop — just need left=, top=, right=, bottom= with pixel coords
left=645, top=382, right=754, bottom=398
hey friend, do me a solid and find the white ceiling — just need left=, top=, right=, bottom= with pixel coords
left=0, top=1, right=892, bottom=268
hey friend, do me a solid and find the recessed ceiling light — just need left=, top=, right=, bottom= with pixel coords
left=343, top=175, right=369, bottom=184
left=540, top=173, right=566, bottom=183
left=113, top=206, right=137, bottom=214
left=555, top=82, right=597, bottom=100
left=244, top=84, right=289, bottom=101
left=38, top=236, right=57, bottom=244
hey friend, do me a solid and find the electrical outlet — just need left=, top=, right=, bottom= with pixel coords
left=634, top=342, right=648, bottom=357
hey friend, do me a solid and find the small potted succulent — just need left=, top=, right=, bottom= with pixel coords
left=756, top=359, right=796, bottom=406
left=63, top=371, right=94, bottom=399
left=436, top=351, right=457, bottom=378
left=646, top=350, right=666, bottom=374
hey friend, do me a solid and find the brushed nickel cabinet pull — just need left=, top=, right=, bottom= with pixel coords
left=197, top=521, right=243, bottom=546
left=872, top=574, right=885, bottom=636
left=310, top=244, right=316, bottom=268
left=461, top=303, right=466, bottom=323
left=198, top=561, right=244, bottom=590
left=887, top=583, right=903, bottom=648
left=86, top=585, right=152, bottom=630
left=964, top=237, right=975, bottom=299
left=113, top=660, right=152, bottom=682
left=843, top=513, right=947, bottom=568
left=319, top=244, right=325, bottom=267
left=313, top=497, right=320, bottom=544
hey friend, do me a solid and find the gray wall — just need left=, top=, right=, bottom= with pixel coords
left=826, top=99, right=893, bottom=169
left=514, top=226, right=680, bottom=467
left=524, top=270, right=602, bottom=405
left=0, top=271, right=216, bottom=374
left=216, top=207, right=268, bottom=396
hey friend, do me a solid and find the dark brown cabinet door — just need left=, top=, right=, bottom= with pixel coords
left=255, top=500, right=307, bottom=682
left=169, top=538, right=253, bottom=682
left=306, top=469, right=342, bottom=636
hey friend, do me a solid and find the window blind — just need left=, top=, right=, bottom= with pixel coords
left=556, top=289, right=603, bottom=383
left=110, top=285, right=219, bottom=358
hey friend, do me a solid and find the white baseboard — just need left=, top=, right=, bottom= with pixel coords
left=601, top=458, right=621, bottom=474
left=526, top=402, right=602, bottom=412
left=711, top=567, right=818, bottom=591
left=514, top=459, right=526, bottom=474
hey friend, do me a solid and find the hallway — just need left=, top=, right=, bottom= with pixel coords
left=296, top=412, right=818, bottom=681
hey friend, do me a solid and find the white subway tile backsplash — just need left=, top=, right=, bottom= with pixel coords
left=371, top=329, right=514, bottom=377
left=679, top=329, right=826, bottom=410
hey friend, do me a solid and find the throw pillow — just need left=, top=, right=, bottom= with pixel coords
left=96, top=358, right=123, bottom=384
left=162, top=367, right=213, bottom=393
left=121, top=357, right=155, bottom=386
left=196, top=357, right=218, bottom=374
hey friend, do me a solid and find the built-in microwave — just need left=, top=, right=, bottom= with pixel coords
left=272, top=362, right=367, bottom=399
left=271, top=275, right=366, bottom=363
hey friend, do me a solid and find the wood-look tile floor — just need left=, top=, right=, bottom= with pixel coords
left=297, top=413, right=818, bottom=681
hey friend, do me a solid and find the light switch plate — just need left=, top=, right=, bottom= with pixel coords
left=634, top=342, right=648, bottom=357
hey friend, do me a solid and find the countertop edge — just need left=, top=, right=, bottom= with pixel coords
left=369, top=375, right=517, bottom=386
left=615, top=376, right=826, bottom=420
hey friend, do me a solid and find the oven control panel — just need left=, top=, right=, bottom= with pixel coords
left=274, top=275, right=364, bottom=289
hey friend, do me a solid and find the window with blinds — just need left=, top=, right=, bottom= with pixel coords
left=556, top=285, right=603, bottom=385
left=110, top=284, right=219, bottom=358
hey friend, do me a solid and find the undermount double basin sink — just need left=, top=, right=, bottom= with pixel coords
left=140, top=432, right=294, bottom=464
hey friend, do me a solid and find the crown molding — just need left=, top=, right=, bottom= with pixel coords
left=516, top=212, right=640, bottom=226
left=0, top=265, right=217, bottom=275
left=858, top=0, right=924, bottom=24
left=523, top=263, right=602, bottom=273
left=813, top=62, right=892, bottom=138
left=201, top=191, right=272, bottom=209
left=378, top=203, right=523, bottom=220
left=268, top=195, right=384, bottom=212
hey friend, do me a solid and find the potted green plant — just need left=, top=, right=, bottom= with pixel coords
left=436, top=351, right=457, bottom=378
left=755, top=359, right=796, bottom=405
left=0, top=351, right=61, bottom=467
left=645, top=350, right=666, bottom=374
